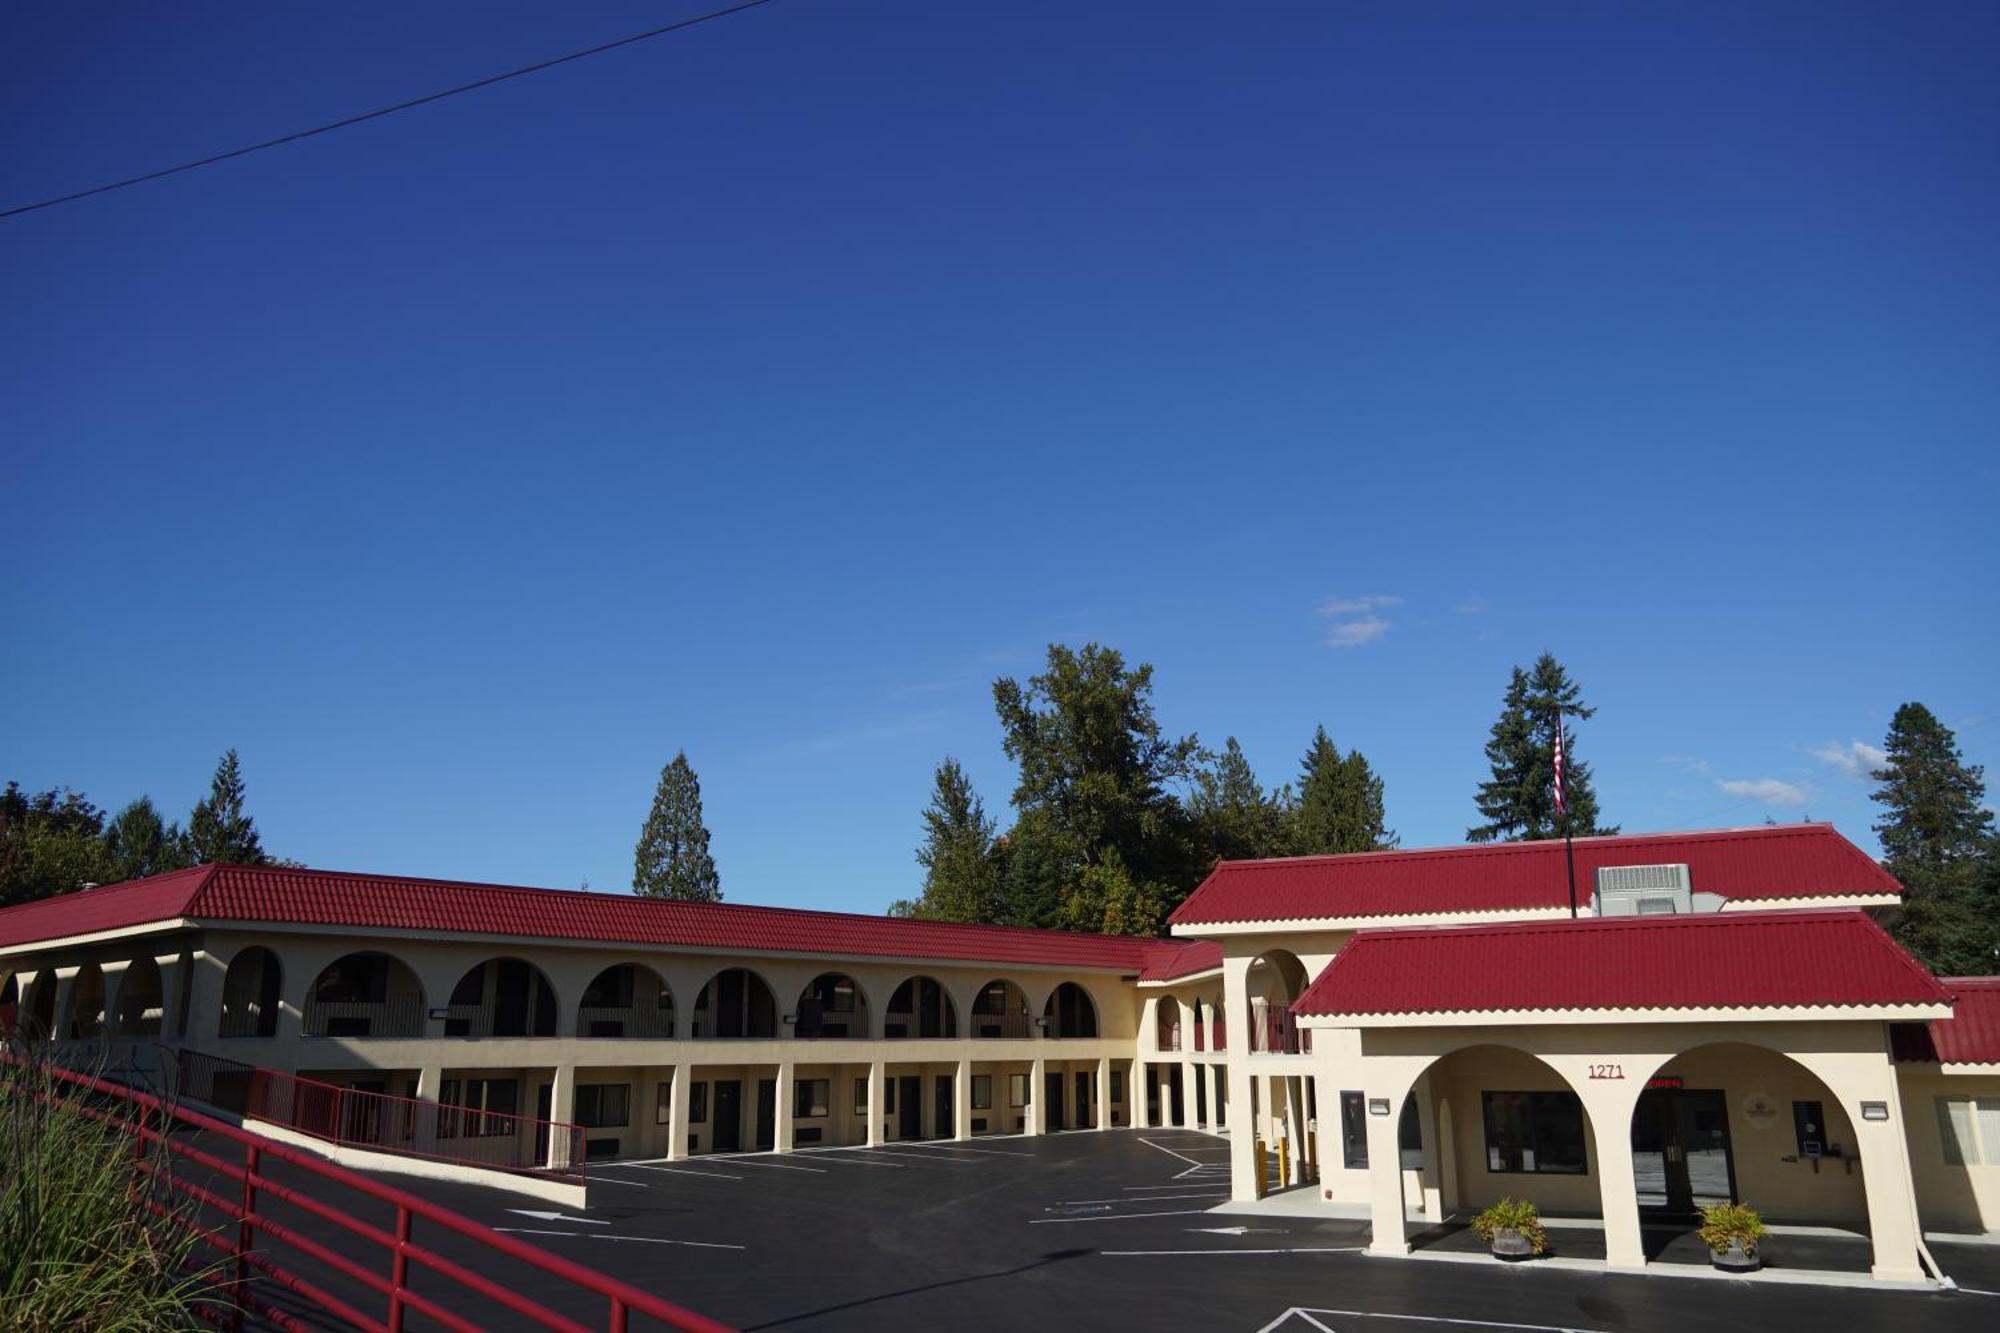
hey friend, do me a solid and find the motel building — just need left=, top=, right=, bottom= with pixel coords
left=2, top=821, right=1997, bottom=1285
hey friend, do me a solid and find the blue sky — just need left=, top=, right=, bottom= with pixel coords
left=3, top=1, right=1994, bottom=913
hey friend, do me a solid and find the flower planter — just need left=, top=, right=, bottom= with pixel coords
left=1711, top=1238, right=1761, bottom=1273
left=1489, top=1226, right=1536, bottom=1262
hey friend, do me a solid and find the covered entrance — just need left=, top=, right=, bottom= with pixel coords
left=1632, top=1085, right=1736, bottom=1216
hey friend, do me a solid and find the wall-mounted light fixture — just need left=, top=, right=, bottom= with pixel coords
left=1368, top=1098, right=1391, bottom=1116
left=781, top=1013, right=797, bottom=1026
left=1859, top=1101, right=1889, bottom=1122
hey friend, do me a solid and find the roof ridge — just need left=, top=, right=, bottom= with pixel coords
left=1211, top=822, right=1833, bottom=871
left=1346, top=906, right=1871, bottom=946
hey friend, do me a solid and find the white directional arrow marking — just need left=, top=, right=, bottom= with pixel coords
left=507, top=1209, right=607, bottom=1226
left=1187, top=1225, right=1288, bottom=1236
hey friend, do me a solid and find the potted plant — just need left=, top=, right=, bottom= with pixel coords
left=1698, top=1202, right=1766, bottom=1273
left=1471, top=1197, right=1548, bottom=1261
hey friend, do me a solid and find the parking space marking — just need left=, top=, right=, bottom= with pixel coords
left=598, top=1162, right=744, bottom=1181
left=496, top=1226, right=746, bottom=1251
left=698, top=1155, right=829, bottom=1173
left=1255, top=1309, right=1612, bottom=1333
left=1030, top=1208, right=1218, bottom=1224
left=836, top=1148, right=983, bottom=1164
left=862, top=1141, right=1035, bottom=1157
left=1103, top=1247, right=1362, bottom=1257
left=1056, top=1192, right=1226, bottom=1205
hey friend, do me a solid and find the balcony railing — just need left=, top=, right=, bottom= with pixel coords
left=1157, top=1021, right=1182, bottom=1052
left=1211, top=1018, right=1227, bottom=1050
left=967, top=1012, right=1033, bottom=1038
left=574, top=1005, right=675, bottom=1038
left=302, top=993, right=426, bottom=1038
left=1250, top=1010, right=1310, bottom=1054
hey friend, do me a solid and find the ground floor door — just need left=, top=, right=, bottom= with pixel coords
left=713, top=1080, right=742, bottom=1153
left=1074, top=1071, right=1094, bottom=1129
left=1044, top=1071, right=1065, bottom=1131
left=897, top=1076, right=923, bottom=1140
left=1632, top=1088, right=1735, bottom=1215
left=1167, top=1067, right=1184, bottom=1125
left=534, top=1083, right=552, bottom=1163
left=756, top=1078, right=776, bottom=1150
left=933, top=1075, right=953, bottom=1138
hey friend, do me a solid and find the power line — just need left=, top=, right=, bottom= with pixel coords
left=0, top=0, right=778, bottom=222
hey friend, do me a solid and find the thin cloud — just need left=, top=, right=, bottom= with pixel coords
left=1454, top=597, right=1489, bottom=615
left=1317, top=595, right=1399, bottom=648
left=1664, top=755, right=1711, bottom=776
left=1811, top=740, right=1887, bottom=780
left=1717, top=777, right=1808, bottom=808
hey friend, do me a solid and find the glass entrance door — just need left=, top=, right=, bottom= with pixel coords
left=1632, top=1088, right=1735, bottom=1214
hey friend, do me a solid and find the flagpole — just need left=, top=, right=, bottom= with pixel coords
left=1554, top=708, right=1577, bottom=918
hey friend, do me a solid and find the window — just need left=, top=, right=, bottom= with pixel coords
left=1009, top=1073, right=1029, bottom=1107
left=1936, top=1096, right=2000, bottom=1166
left=575, top=1084, right=631, bottom=1129
left=1340, top=1091, right=1368, bottom=1169
left=689, top=1082, right=709, bottom=1123
left=656, top=1081, right=672, bottom=1125
left=314, top=954, right=388, bottom=1003
left=1481, top=1091, right=1587, bottom=1174
left=794, top=1078, right=830, bottom=1119
left=440, top=1078, right=518, bottom=1139
left=854, top=1077, right=870, bottom=1114
left=1111, top=1071, right=1125, bottom=1104
left=971, top=1075, right=993, bottom=1110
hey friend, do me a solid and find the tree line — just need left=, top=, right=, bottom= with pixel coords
left=0, top=750, right=275, bottom=908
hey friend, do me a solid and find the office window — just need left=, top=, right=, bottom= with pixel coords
left=793, top=1078, right=830, bottom=1118
left=854, top=1077, right=870, bottom=1114
left=1111, top=1071, right=1125, bottom=1103
left=440, top=1077, right=518, bottom=1139
left=1482, top=1092, right=1587, bottom=1174
left=1009, top=1073, right=1029, bottom=1107
left=1935, top=1096, right=2000, bottom=1166
left=689, top=1082, right=709, bottom=1123
left=656, top=1081, right=672, bottom=1125
left=575, top=1084, right=631, bottom=1129
left=1340, top=1091, right=1368, bottom=1169
left=972, top=1075, right=993, bottom=1110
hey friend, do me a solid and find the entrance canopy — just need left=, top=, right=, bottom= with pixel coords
left=1293, top=909, right=1953, bottom=1026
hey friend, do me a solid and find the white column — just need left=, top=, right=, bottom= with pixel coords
left=1411, top=1072, right=1442, bottom=1221
left=775, top=1062, right=795, bottom=1153
left=1095, top=1057, right=1111, bottom=1131
left=1222, top=954, right=1256, bottom=1200
left=154, top=952, right=189, bottom=1039
left=545, top=1065, right=576, bottom=1170
left=866, top=1060, right=885, bottom=1147
left=99, top=960, right=133, bottom=1038
left=183, top=952, right=225, bottom=1046
left=1365, top=1092, right=1408, bottom=1255
left=49, top=965, right=82, bottom=1041
left=1129, top=1057, right=1144, bottom=1129
left=955, top=1059, right=973, bottom=1140
left=414, top=1066, right=444, bottom=1156
left=667, top=1061, right=692, bottom=1160
left=1029, top=1057, right=1047, bottom=1135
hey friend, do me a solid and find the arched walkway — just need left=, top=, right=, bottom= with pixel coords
left=969, top=979, right=1032, bottom=1039
left=63, top=963, right=106, bottom=1039
left=1155, top=996, right=1184, bottom=1051
left=1247, top=950, right=1308, bottom=1053
left=445, top=957, right=558, bottom=1037
left=692, top=967, right=779, bottom=1038
left=577, top=963, right=675, bottom=1038
left=304, top=951, right=426, bottom=1038
left=884, top=976, right=956, bottom=1039
left=219, top=947, right=283, bottom=1038
left=116, top=956, right=165, bottom=1035
left=796, top=972, right=868, bottom=1039
left=1042, top=982, right=1098, bottom=1039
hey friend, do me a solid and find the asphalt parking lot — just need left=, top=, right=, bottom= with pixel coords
left=311, top=1127, right=2000, bottom=1332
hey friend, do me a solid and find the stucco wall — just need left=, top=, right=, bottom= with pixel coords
left=1898, top=1070, right=2000, bottom=1234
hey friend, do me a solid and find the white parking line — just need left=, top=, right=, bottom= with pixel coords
left=1030, top=1208, right=1217, bottom=1225
left=1104, top=1246, right=1364, bottom=1257
left=699, top=1156, right=828, bottom=1173
left=1255, top=1309, right=1613, bottom=1333
left=836, top=1148, right=980, bottom=1164
left=1057, top=1192, right=1227, bottom=1205
left=598, top=1162, right=744, bottom=1181
left=861, top=1141, right=1035, bottom=1157
left=496, top=1227, right=745, bottom=1251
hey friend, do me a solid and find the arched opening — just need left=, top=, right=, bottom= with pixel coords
left=577, top=963, right=675, bottom=1038
left=20, top=973, right=57, bottom=1040
left=445, top=957, right=558, bottom=1037
left=63, top=964, right=106, bottom=1039
left=796, top=972, right=868, bottom=1038
left=1156, top=996, right=1184, bottom=1051
left=1389, top=1043, right=1600, bottom=1253
left=304, top=952, right=426, bottom=1038
left=969, top=979, right=1032, bottom=1038
left=692, top=967, right=778, bottom=1038
left=220, top=947, right=284, bottom=1038
left=1628, top=1042, right=1866, bottom=1239
left=884, top=976, right=956, bottom=1039
left=1042, top=982, right=1098, bottom=1039
left=116, top=956, right=165, bottom=1036
left=0, top=972, right=18, bottom=1037
left=1248, top=950, right=1310, bottom=1053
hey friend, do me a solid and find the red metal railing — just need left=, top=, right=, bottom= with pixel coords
left=176, top=1049, right=585, bottom=1186
left=29, top=1057, right=732, bottom=1333
left=1211, top=1018, right=1226, bottom=1051
left=1250, top=1010, right=1310, bottom=1054
left=1157, top=1021, right=1181, bottom=1052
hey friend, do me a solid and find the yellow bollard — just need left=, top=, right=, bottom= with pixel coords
left=1255, top=1138, right=1269, bottom=1197
left=1278, top=1132, right=1291, bottom=1191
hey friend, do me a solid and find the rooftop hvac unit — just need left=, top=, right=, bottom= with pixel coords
left=1594, top=863, right=1694, bottom=916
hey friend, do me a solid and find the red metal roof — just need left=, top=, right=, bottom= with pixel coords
left=0, top=863, right=1166, bottom=972
left=1893, top=978, right=2000, bottom=1065
left=1171, top=823, right=1901, bottom=926
left=1137, top=939, right=1222, bottom=982
left=1292, top=909, right=1951, bottom=1017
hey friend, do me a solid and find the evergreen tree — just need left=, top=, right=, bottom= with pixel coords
left=187, top=749, right=269, bottom=866
left=1467, top=654, right=1614, bottom=842
left=1190, top=738, right=1292, bottom=863
left=633, top=752, right=722, bottom=901
left=903, top=758, right=1006, bottom=922
left=102, top=797, right=190, bottom=881
left=1872, top=703, right=1995, bottom=974
left=1290, top=726, right=1396, bottom=854
left=992, top=643, right=1202, bottom=931
left=0, top=782, right=114, bottom=907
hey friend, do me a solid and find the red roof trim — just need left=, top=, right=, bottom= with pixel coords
left=1292, top=908, right=1950, bottom=1018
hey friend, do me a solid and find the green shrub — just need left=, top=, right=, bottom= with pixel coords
left=1697, top=1202, right=1767, bottom=1256
left=1, top=1046, right=215, bottom=1330
left=1471, top=1196, right=1548, bottom=1255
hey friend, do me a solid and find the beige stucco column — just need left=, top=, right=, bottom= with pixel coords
left=775, top=1061, right=795, bottom=1153
left=955, top=1059, right=973, bottom=1139
left=1797, top=1048, right=1928, bottom=1282
left=1129, top=1057, right=1145, bottom=1129
left=545, top=1065, right=576, bottom=1170
left=1095, top=1057, right=1112, bottom=1131
left=866, top=1060, right=885, bottom=1146
left=183, top=951, right=226, bottom=1046
left=1222, top=954, right=1256, bottom=1200
left=667, top=1061, right=693, bottom=1160
left=1361, top=1057, right=1432, bottom=1256
left=1580, top=1077, right=1646, bottom=1270
left=413, top=1065, right=444, bottom=1156
left=154, top=951, right=190, bottom=1040
left=1028, top=1057, right=1047, bottom=1135
left=49, top=965, right=82, bottom=1040
left=98, top=959, right=133, bottom=1037
left=1410, top=1072, right=1442, bottom=1220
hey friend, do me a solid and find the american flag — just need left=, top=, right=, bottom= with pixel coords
left=1552, top=716, right=1567, bottom=814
